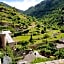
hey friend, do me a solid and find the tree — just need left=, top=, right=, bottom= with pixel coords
left=21, top=41, right=29, bottom=46
left=43, top=34, right=49, bottom=39
left=54, top=48, right=64, bottom=59
left=6, top=46, right=14, bottom=60
left=61, top=15, right=64, bottom=23
left=41, top=30, right=45, bottom=34
left=29, top=34, right=33, bottom=44
left=40, top=42, right=57, bottom=57
left=44, top=27, right=46, bottom=32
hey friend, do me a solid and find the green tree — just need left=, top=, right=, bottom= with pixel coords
left=29, top=34, right=34, bottom=44
left=43, top=34, right=49, bottom=39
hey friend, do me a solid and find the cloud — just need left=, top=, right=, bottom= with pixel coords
left=2, top=0, right=43, bottom=11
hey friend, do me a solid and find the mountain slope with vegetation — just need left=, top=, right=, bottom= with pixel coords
left=1, top=1, right=64, bottom=63
left=24, top=0, right=64, bottom=29
left=24, top=0, right=64, bottom=17
left=0, top=2, right=37, bottom=32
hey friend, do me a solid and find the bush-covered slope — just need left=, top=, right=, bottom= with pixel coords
left=0, top=2, right=37, bottom=32
left=24, top=0, right=64, bottom=28
left=24, top=0, right=64, bottom=17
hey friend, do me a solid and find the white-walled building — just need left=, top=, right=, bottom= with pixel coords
left=0, top=31, right=15, bottom=48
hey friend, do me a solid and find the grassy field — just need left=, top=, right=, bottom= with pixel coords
left=13, top=35, right=30, bottom=42
left=13, top=30, right=64, bottom=44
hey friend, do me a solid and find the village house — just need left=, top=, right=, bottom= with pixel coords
left=0, top=31, right=15, bottom=48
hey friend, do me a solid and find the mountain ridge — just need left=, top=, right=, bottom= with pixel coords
left=24, top=0, right=64, bottom=18
left=0, top=0, right=64, bottom=31
left=22, top=0, right=64, bottom=29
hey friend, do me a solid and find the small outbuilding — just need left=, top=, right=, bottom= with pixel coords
left=0, top=31, right=15, bottom=48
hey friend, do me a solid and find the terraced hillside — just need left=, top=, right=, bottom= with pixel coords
left=0, top=2, right=37, bottom=33
left=1, top=1, right=64, bottom=64
left=24, top=0, right=64, bottom=29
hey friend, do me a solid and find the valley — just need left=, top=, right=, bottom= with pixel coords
left=0, top=0, right=64, bottom=64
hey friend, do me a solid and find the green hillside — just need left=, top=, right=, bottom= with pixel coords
left=1, top=1, right=64, bottom=63
left=0, top=2, right=37, bottom=32
left=24, top=0, right=64, bottom=29
left=24, top=0, right=64, bottom=17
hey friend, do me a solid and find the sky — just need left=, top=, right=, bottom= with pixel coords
left=0, top=0, right=44, bottom=11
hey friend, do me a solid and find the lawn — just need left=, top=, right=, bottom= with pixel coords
left=47, top=33, right=64, bottom=41
left=33, top=34, right=44, bottom=39
left=34, top=40, right=43, bottom=44
left=13, top=35, right=30, bottom=42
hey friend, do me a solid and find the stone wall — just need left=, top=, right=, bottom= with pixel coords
left=36, top=59, right=64, bottom=64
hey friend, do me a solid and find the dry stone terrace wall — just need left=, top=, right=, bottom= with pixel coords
left=36, top=59, right=64, bottom=64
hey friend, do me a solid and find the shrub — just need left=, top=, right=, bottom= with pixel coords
left=0, top=51, right=4, bottom=58
left=60, top=29, right=64, bottom=33
left=6, top=46, right=14, bottom=59
left=43, top=34, right=49, bottom=39
left=41, top=30, right=45, bottom=34
left=14, top=32, right=21, bottom=37
left=33, top=32, right=38, bottom=35
left=31, top=57, right=53, bottom=64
